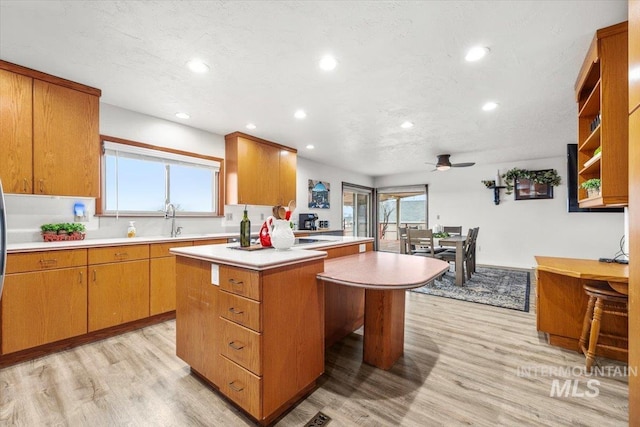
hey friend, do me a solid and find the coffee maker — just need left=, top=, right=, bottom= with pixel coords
left=299, top=213, right=318, bottom=230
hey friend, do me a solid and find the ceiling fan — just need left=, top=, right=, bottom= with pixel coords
left=428, top=154, right=476, bottom=171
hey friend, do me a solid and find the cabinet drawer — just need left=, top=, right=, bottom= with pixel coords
left=219, top=265, right=261, bottom=301
left=220, top=318, right=261, bottom=375
left=6, top=249, right=87, bottom=273
left=219, top=355, right=262, bottom=420
left=219, top=290, right=261, bottom=332
left=193, top=238, right=227, bottom=246
left=88, top=244, right=149, bottom=264
left=149, top=241, right=192, bottom=258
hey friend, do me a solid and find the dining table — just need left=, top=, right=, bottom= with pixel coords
left=438, top=235, right=467, bottom=286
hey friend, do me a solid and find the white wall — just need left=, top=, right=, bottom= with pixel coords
left=295, top=157, right=374, bottom=230
left=374, top=156, right=625, bottom=269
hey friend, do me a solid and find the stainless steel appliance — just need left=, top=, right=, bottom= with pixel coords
left=298, top=213, right=318, bottom=230
left=0, top=179, right=7, bottom=300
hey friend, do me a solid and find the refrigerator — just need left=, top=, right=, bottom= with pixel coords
left=0, top=179, right=6, bottom=300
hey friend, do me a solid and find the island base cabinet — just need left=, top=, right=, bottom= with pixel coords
left=175, top=257, right=221, bottom=385
left=1, top=267, right=87, bottom=354
left=219, top=356, right=262, bottom=420
left=88, top=260, right=150, bottom=332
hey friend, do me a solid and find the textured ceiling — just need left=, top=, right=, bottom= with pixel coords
left=0, top=1, right=628, bottom=177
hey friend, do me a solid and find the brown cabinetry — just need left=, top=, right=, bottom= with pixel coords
left=88, top=245, right=150, bottom=331
left=0, top=61, right=101, bottom=197
left=225, top=132, right=297, bottom=206
left=575, top=22, right=629, bottom=207
left=176, top=258, right=324, bottom=423
left=630, top=0, right=640, bottom=114
left=150, top=241, right=192, bottom=315
left=1, top=250, right=88, bottom=354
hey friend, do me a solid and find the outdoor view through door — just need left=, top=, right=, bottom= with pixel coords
left=342, top=183, right=372, bottom=238
left=377, top=186, right=428, bottom=253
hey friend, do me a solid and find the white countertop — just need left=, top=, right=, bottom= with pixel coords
left=170, top=236, right=374, bottom=271
left=6, top=230, right=347, bottom=253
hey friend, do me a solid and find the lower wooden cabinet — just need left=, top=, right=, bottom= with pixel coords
left=1, top=266, right=87, bottom=354
left=150, top=241, right=193, bottom=315
left=88, top=260, right=150, bottom=332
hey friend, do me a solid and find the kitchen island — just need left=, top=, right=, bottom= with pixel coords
left=170, top=237, right=448, bottom=425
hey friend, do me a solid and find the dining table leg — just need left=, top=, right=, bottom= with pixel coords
left=454, top=241, right=464, bottom=286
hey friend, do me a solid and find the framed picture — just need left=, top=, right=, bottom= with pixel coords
left=514, top=170, right=554, bottom=200
left=308, top=179, right=330, bottom=208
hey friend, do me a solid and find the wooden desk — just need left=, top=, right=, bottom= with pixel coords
left=535, top=256, right=628, bottom=361
left=439, top=235, right=467, bottom=286
left=317, top=252, right=449, bottom=369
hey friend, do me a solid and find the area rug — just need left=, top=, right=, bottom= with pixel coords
left=410, top=266, right=531, bottom=312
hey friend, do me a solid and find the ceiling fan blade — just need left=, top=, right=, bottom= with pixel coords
left=451, top=162, right=476, bottom=168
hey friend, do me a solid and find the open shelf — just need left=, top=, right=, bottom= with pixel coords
left=578, top=125, right=601, bottom=152
left=578, top=79, right=601, bottom=117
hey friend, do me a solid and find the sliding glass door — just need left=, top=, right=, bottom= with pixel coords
left=376, top=185, right=428, bottom=253
left=342, top=183, right=373, bottom=237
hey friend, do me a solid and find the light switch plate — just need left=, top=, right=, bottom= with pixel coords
left=359, top=244, right=366, bottom=253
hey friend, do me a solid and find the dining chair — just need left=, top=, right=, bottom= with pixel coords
left=398, top=226, right=408, bottom=254
left=468, top=227, right=480, bottom=274
left=439, top=228, right=476, bottom=280
left=407, top=228, right=447, bottom=257
left=443, top=226, right=462, bottom=236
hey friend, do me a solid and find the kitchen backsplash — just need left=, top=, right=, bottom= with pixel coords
left=4, top=194, right=275, bottom=243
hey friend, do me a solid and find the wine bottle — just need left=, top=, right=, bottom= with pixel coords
left=240, top=206, right=251, bottom=247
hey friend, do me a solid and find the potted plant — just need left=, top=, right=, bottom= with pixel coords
left=581, top=178, right=601, bottom=198
left=481, top=180, right=495, bottom=188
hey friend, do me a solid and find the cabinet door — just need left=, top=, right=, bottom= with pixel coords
left=0, top=69, right=33, bottom=194
left=175, top=257, right=221, bottom=385
left=237, top=137, right=279, bottom=205
left=88, top=260, right=150, bottom=331
left=33, top=80, right=100, bottom=197
left=150, top=256, right=177, bottom=315
left=278, top=150, right=296, bottom=205
left=1, top=267, right=87, bottom=354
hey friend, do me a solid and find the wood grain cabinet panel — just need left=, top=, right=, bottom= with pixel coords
left=6, top=249, right=86, bottom=274
left=631, top=0, right=640, bottom=113
left=33, top=80, right=100, bottom=197
left=219, top=356, right=262, bottom=420
left=220, top=318, right=262, bottom=375
left=88, top=260, right=150, bottom=332
left=88, top=244, right=149, bottom=265
left=225, top=132, right=297, bottom=206
left=150, top=241, right=192, bottom=315
left=219, top=265, right=261, bottom=301
left=1, top=267, right=87, bottom=354
left=0, top=69, right=33, bottom=194
left=219, top=290, right=261, bottom=332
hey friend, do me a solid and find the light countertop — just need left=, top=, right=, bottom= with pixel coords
left=7, top=230, right=346, bottom=253
left=170, top=236, right=374, bottom=271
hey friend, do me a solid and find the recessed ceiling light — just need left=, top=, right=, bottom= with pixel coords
left=465, top=46, right=489, bottom=62
left=246, top=123, right=256, bottom=130
left=319, top=55, right=337, bottom=71
left=186, top=59, right=210, bottom=73
left=175, top=112, right=190, bottom=119
left=401, top=121, right=414, bottom=129
left=306, top=144, right=315, bottom=150
left=294, top=109, right=307, bottom=119
left=482, top=102, right=498, bottom=111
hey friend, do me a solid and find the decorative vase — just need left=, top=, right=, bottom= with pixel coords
left=587, top=188, right=601, bottom=198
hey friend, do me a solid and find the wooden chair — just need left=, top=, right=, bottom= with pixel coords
left=439, top=229, right=475, bottom=280
left=443, top=226, right=462, bottom=236
left=398, top=227, right=408, bottom=254
left=579, top=282, right=628, bottom=371
left=467, top=227, right=480, bottom=275
left=407, top=228, right=446, bottom=258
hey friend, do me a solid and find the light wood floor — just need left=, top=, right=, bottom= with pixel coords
left=0, top=289, right=628, bottom=426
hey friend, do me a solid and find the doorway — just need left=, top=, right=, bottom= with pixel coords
left=342, top=183, right=373, bottom=238
left=376, top=185, right=428, bottom=253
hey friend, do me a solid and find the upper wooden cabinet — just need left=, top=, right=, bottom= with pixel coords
left=575, top=22, right=629, bottom=208
left=225, top=132, right=297, bottom=206
left=631, top=0, right=640, bottom=113
left=0, top=61, right=101, bottom=197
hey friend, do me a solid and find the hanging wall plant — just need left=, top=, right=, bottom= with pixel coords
left=502, top=168, right=561, bottom=195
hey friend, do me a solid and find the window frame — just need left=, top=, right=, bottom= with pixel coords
left=98, top=135, right=225, bottom=217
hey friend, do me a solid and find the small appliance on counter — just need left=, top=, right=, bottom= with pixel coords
left=298, top=213, right=318, bottom=230
left=318, top=220, right=330, bottom=229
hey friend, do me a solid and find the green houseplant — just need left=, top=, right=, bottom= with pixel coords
left=501, top=168, right=561, bottom=194
left=581, top=178, right=601, bottom=198
left=40, top=222, right=86, bottom=241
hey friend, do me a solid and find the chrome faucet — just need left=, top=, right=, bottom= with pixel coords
left=165, top=203, right=181, bottom=237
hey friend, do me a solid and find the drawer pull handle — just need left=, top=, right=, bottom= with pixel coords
left=229, top=279, right=244, bottom=286
left=23, top=178, right=28, bottom=192
left=228, top=307, right=244, bottom=315
left=93, top=270, right=97, bottom=282
left=39, top=259, right=58, bottom=266
left=79, top=271, right=83, bottom=283
left=114, top=252, right=129, bottom=258
left=39, top=179, right=44, bottom=193
left=228, top=341, right=245, bottom=351
left=228, top=381, right=244, bottom=392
